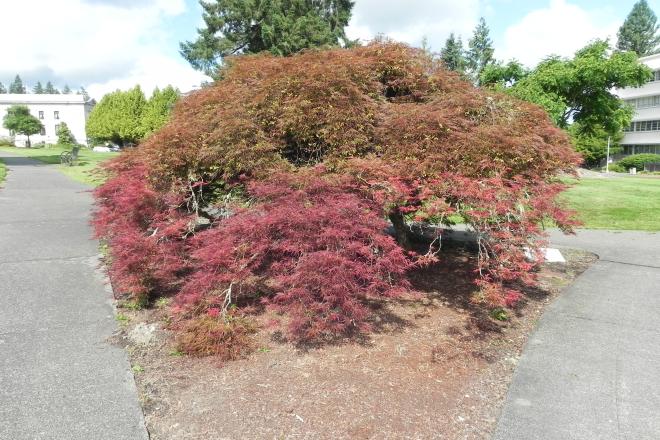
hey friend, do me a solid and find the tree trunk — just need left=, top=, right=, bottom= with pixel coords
left=389, top=210, right=412, bottom=249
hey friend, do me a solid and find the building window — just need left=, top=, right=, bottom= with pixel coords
left=55, top=124, right=60, bottom=133
left=649, top=71, right=660, bottom=82
left=623, top=144, right=660, bottom=155
left=625, top=95, right=660, bottom=109
left=624, top=120, right=660, bottom=132
left=40, top=127, right=46, bottom=136
left=38, top=111, right=44, bottom=119
left=54, top=111, right=59, bottom=120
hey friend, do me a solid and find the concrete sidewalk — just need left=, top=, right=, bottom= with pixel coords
left=0, top=155, right=148, bottom=439
left=494, top=230, right=660, bottom=440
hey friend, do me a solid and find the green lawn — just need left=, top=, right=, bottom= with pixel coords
left=560, top=176, right=660, bottom=231
left=0, top=160, right=6, bottom=185
left=0, top=145, right=119, bottom=186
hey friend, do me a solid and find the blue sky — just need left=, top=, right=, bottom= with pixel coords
left=1, top=0, right=658, bottom=99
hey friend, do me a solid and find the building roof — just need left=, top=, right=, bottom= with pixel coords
left=0, top=94, right=89, bottom=105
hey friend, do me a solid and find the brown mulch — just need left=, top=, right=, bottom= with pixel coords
left=113, top=247, right=596, bottom=440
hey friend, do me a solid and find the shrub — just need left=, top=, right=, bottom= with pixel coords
left=606, top=163, right=626, bottom=173
left=94, top=42, right=580, bottom=354
left=617, top=153, right=660, bottom=170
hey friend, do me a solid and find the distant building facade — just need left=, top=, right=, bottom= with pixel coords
left=619, top=53, right=660, bottom=156
left=0, top=94, right=95, bottom=146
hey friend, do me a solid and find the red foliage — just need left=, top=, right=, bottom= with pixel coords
left=93, top=42, right=581, bottom=354
left=178, top=171, right=410, bottom=341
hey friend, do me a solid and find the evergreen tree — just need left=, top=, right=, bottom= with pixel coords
left=62, top=84, right=72, bottom=94
left=0, top=82, right=6, bottom=93
left=32, top=81, right=45, bottom=94
left=440, top=33, right=467, bottom=73
left=9, top=75, right=26, bottom=93
left=467, top=18, right=495, bottom=84
left=86, top=86, right=147, bottom=145
left=44, top=81, right=59, bottom=94
left=141, top=86, right=179, bottom=136
left=617, top=0, right=660, bottom=56
left=78, top=87, right=90, bottom=101
left=56, top=122, right=76, bottom=145
left=180, top=0, right=355, bottom=78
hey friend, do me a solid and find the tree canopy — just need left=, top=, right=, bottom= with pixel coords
left=9, top=75, right=26, bottom=94
left=32, top=81, right=45, bottom=94
left=140, top=86, right=180, bottom=136
left=482, top=40, right=651, bottom=165
left=0, top=83, right=6, bottom=93
left=617, top=0, right=660, bottom=56
left=440, top=33, right=466, bottom=73
left=44, top=81, right=59, bottom=94
left=467, top=18, right=495, bottom=83
left=86, top=85, right=179, bottom=145
left=94, top=43, right=580, bottom=355
left=3, top=105, right=43, bottom=146
left=56, top=122, right=76, bottom=145
left=180, top=0, right=355, bottom=77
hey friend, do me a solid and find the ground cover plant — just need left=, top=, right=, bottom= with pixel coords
left=94, top=42, right=581, bottom=357
left=0, top=145, right=118, bottom=186
left=0, top=160, right=6, bottom=184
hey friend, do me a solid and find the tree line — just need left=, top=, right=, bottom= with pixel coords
left=0, top=74, right=89, bottom=98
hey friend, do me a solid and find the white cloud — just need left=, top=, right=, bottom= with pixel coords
left=346, top=0, right=481, bottom=52
left=0, top=0, right=208, bottom=99
left=498, top=0, right=619, bottom=66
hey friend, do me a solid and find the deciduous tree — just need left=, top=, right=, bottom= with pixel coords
left=617, top=0, right=660, bottom=56
left=94, top=43, right=580, bottom=355
left=3, top=105, right=43, bottom=146
left=180, top=0, right=355, bottom=77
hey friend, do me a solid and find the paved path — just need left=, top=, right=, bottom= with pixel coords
left=494, top=229, right=660, bottom=440
left=0, top=155, right=148, bottom=439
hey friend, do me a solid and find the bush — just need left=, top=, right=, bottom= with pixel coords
left=617, top=153, right=660, bottom=170
left=94, top=42, right=580, bottom=354
left=606, top=163, right=626, bottom=173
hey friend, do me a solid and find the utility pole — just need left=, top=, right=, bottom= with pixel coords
left=605, top=136, right=611, bottom=173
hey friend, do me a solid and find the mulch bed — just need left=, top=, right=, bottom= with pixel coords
left=112, top=247, right=596, bottom=440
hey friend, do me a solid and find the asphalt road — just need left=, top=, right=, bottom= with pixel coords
left=0, top=154, right=148, bottom=440
left=494, top=229, right=660, bottom=440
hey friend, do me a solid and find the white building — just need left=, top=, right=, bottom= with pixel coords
left=0, top=94, right=95, bottom=147
left=618, top=53, right=660, bottom=156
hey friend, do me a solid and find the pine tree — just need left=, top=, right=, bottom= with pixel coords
left=617, top=0, right=660, bottom=56
left=62, top=84, right=72, bottom=94
left=45, top=81, right=59, bottom=94
left=180, top=0, right=355, bottom=77
left=467, top=18, right=495, bottom=84
left=9, top=75, right=26, bottom=93
left=78, top=87, right=90, bottom=101
left=0, top=82, right=6, bottom=93
left=33, top=81, right=45, bottom=94
left=440, top=33, right=467, bottom=73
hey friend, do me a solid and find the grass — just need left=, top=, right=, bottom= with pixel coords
left=0, top=159, right=6, bottom=185
left=0, top=144, right=119, bottom=186
left=560, top=176, right=660, bottom=231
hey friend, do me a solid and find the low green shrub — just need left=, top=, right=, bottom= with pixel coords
left=617, top=154, right=660, bottom=171
left=606, top=163, right=626, bottom=173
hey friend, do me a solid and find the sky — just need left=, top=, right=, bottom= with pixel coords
left=1, top=0, right=658, bottom=100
